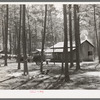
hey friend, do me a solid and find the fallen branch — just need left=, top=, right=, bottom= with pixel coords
left=0, top=76, right=15, bottom=83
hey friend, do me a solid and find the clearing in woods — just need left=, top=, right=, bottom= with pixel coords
left=0, top=59, right=100, bottom=90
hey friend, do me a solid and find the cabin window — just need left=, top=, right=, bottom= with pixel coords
left=88, top=51, right=93, bottom=56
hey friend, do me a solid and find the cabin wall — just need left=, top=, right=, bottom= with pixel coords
left=51, top=51, right=76, bottom=62
left=48, top=41, right=95, bottom=62
left=51, top=52, right=63, bottom=62
left=80, top=42, right=94, bottom=61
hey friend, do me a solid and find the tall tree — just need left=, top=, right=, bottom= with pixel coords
left=69, top=5, right=73, bottom=68
left=17, top=5, right=22, bottom=69
left=49, top=6, right=55, bottom=65
left=13, top=6, right=18, bottom=55
left=28, top=15, right=32, bottom=56
left=22, top=5, right=28, bottom=75
left=40, top=5, right=47, bottom=73
left=9, top=30, right=11, bottom=57
left=74, top=5, right=80, bottom=70
left=93, top=5, right=99, bottom=60
left=77, top=5, right=81, bottom=46
left=34, top=20, right=37, bottom=49
left=4, top=5, right=8, bottom=66
left=98, top=15, right=100, bottom=63
left=63, top=5, right=70, bottom=81
left=1, top=6, right=5, bottom=52
left=25, top=9, right=32, bottom=55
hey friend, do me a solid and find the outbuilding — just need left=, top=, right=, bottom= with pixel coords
left=80, top=39, right=95, bottom=61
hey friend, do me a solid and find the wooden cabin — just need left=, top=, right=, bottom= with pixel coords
left=45, top=39, right=95, bottom=62
left=80, top=39, right=95, bottom=61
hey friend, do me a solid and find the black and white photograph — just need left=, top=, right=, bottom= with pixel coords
left=0, top=2, right=100, bottom=93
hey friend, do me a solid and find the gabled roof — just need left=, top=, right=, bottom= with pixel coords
left=50, top=41, right=75, bottom=49
left=50, top=39, right=94, bottom=49
left=81, top=39, right=94, bottom=47
left=50, top=42, right=63, bottom=49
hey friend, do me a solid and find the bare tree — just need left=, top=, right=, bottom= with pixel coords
left=77, top=5, right=81, bottom=47
left=1, top=6, right=5, bottom=51
left=69, top=5, right=73, bottom=68
left=74, top=5, right=80, bottom=70
left=4, top=5, right=8, bottom=66
left=93, top=5, right=99, bottom=61
left=40, top=5, right=47, bottom=73
left=17, top=5, right=22, bottom=69
left=26, top=9, right=32, bottom=56
left=22, top=5, right=28, bottom=75
left=13, top=6, right=18, bottom=55
left=34, top=20, right=37, bottom=49
left=9, top=30, right=11, bottom=58
left=63, top=5, right=70, bottom=81
left=28, top=16, right=32, bottom=56
left=50, top=8, right=55, bottom=65
left=98, top=16, right=100, bottom=63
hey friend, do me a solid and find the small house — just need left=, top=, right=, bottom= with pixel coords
left=45, top=39, right=95, bottom=62
left=80, top=39, right=95, bottom=61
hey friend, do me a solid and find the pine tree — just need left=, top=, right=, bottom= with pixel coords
left=74, top=5, right=80, bottom=70
left=4, top=5, right=8, bottom=66
left=28, top=15, right=32, bottom=56
left=22, top=5, right=28, bottom=75
left=93, top=5, right=99, bottom=61
left=98, top=17, right=100, bottom=63
left=40, top=5, right=47, bottom=73
left=69, top=4, right=73, bottom=68
left=17, top=5, right=22, bottom=69
left=63, top=5, right=70, bottom=81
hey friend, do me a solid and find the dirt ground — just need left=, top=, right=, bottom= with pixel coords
left=0, top=59, right=100, bottom=90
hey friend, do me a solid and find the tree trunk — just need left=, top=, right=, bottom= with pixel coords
left=93, top=5, right=99, bottom=61
left=74, top=5, right=80, bottom=70
left=15, top=23, right=18, bottom=55
left=77, top=5, right=81, bottom=48
left=16, top=24, right=19, bottom=55
left=2, top=20, right=5, bottom=51
left=13, top=24, right=17, bottom=55
left=77, top=5, right=81, bottom=62
left=22, top=5, right=28, bottom=75
left=41, top=5, right=47, bottom=73
left=9, top=30, right=11, bottom=58
left=98, top=16, right=100, bottom=63
left=4, top=5, right=8, bottom=66
left=63, top=5, right=70, bottom=82
left=69, top=4, right=73, bottom=68
left=29, top=25, right=31, bottom=56
left=17, top=5, right=22, bottom=69
left=35, top=20, right=37, bottom=50
left=50, top=10, right=55, bottom=65
left=27, top=15, right=31, bottom=56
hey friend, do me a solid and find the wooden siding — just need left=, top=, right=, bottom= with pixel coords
left=47, top=40, right=95, bottom=62
left=80, top=41, right=94, bottom=61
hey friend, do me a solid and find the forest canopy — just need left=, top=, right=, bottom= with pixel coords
left=0, top=4, right=99, bottom=53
